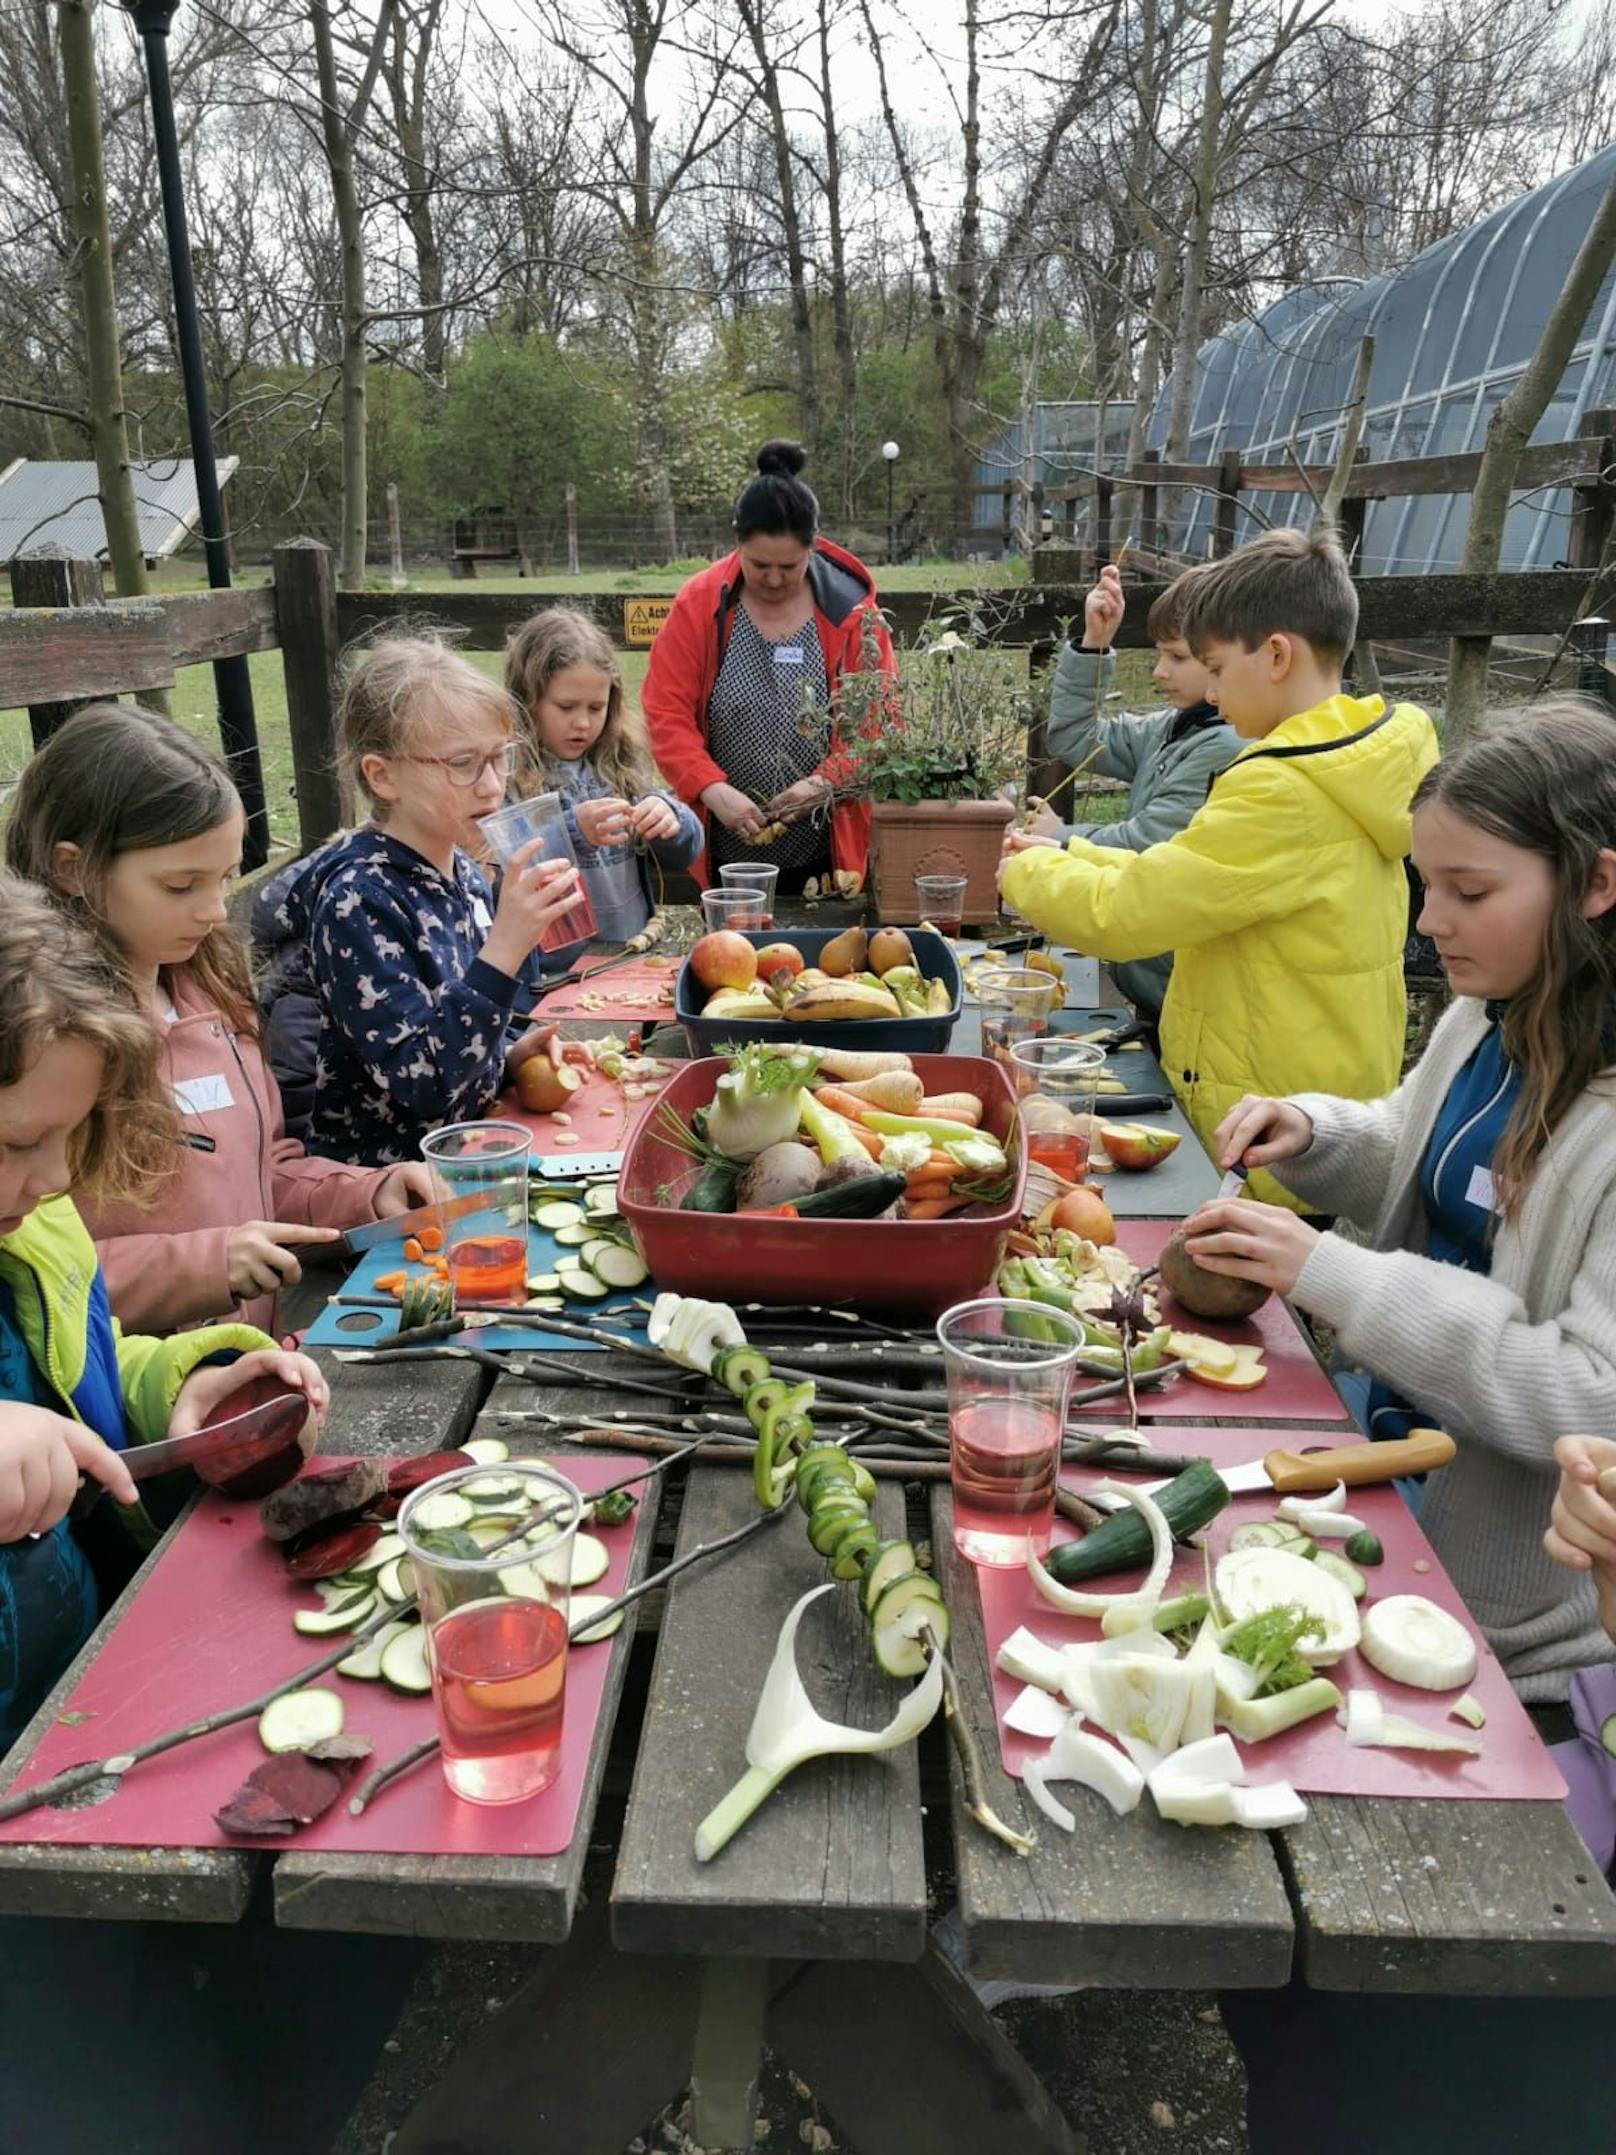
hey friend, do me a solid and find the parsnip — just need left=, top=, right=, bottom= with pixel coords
left=813, top=1048, right=914, bottom=1081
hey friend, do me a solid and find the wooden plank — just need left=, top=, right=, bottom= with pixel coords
left=1100, top=436, right=1607, bottom=502
left=1281, top=1795, right=1616, bottom=1995
left=0, top=1501, right=256, bottom=1925
left=10, top=549, right=104, bottom=743
left=931, top=1487, right=1295, bottom=1990
left=273, top=541, right=349, bottom=851
left=163, top=584, right=280, bottom=666
left=273, top=1375, right=656, bottom=1942
left=612, top=1467, right=929, bottom=1962
left=0, top=598, right=174, bottom=706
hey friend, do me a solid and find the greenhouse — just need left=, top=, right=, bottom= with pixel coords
left=1143, top=139, right=1616, bottom=574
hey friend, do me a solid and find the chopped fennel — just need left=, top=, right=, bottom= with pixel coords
left=1218, top=1677, right=1340, bottom=1744
left=1358, top=1595, right=1477, bottom=1692
left=1214, top=1548, right=1360, bottom=1664
left=1342, top=1687, right=1482, bottom=1755
left=1003, top=1684, right=1074, bottom=1741
left=1026, top=1481, right=1175, bottom=1624
left=1449, top=1692, right=1487, bottom=1730
left=1025, top=1722, right=1146, bottom=1828
left=1278, top=1481, right=1347, bottom=1518
left=996, top=1626, right=1069, bottom=1696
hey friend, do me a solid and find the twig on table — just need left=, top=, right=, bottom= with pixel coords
left=349, top=1504, right=791, bottom=1816
left=925, top=1626, right=1035, bottom=1857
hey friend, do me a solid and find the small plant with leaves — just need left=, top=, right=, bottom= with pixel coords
left=834, top=606, right=1034, bottom=804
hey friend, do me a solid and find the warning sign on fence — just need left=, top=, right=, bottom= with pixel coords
left=624, top=599, right=673, bottom=646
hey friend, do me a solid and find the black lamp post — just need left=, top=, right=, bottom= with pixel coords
left=1571, top=616, right=1613, bottom=709
left=125, top=0, right=269, bottom=867
left=882, top=439, right=900, bottom=566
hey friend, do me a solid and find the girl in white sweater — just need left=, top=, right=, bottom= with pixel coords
left=1181, top=699, right=1616, bottom=1707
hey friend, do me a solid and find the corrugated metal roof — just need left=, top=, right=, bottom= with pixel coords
left=0, top=456, right=239, bottom=564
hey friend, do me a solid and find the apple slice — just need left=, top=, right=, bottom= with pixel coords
left=1098, top=1120, right=1182, bottom=1171
left=1166, top=1328, right=1238, bottom=1376
left=1185, top=1343, right=1267, bottom=1391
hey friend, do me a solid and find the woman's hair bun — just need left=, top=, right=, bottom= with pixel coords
left=756, top=438, right=807, bottom=478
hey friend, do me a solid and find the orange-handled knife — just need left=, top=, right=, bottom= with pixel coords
left=1103, top=1428, right=1456, bottom=1505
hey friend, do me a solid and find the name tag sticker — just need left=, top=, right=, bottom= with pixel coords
left=1465, top=1165, right=1496, bottom=1212
left=773, top=646, right=806, bottom=666
left=174, top=1073, right=234, bottom=1115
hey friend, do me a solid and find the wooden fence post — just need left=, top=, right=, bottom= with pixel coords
left=1569, top=406, right=1616, bottom=574
left=9, top=548, right=105, bottom=745
left=1093, top=476, right=1113, bottom=577
left=565, top=484, right=580, bottom=576
left=273, top=539, right=349, bottom=852
left=1140, top=450, right=1162, bottom=561
left=386, top=485, right=405, bottom=591
left=1212, top=448, right=1242, bottom=557
left=1023, top=637, right=1065, bottom=806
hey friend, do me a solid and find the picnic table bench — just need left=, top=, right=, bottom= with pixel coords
left=2, top=943, right=1613, bottom=2155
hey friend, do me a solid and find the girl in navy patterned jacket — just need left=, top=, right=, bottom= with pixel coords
left=298, top=635, right=585, bottom=1164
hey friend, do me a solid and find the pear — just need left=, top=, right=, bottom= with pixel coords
left=868, top=927, right=915, bottom=976
left=819, top=924, right=868, bottom=978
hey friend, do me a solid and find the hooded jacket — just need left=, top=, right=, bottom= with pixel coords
left=1045, top=644, right=1242, bottom=1018
left=76, top=972, right=388, bottom=1337
left=1001, top=692, right=1441, bottom=1208
left=641, top=537, right=897, bottom=885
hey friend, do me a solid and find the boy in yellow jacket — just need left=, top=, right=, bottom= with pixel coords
left=999, top=528, right=1438, bottom=1207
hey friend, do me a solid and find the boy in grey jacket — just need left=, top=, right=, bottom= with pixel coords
left=1026, top=564, right=1240, bottom=1019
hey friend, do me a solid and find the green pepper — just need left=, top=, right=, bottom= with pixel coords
left=752, top=1415, right=798, bottom=1511
left=590, top=1489, right=637, bottom=1528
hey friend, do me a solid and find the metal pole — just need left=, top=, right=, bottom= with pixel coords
left=887, top=463, right=894, bottom=566
left=125, top=0, right=269, bottom=867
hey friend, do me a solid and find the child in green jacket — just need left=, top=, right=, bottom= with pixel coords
left=1026, top=564, right=1240, bottom=1019
left=0, top=877, right=327, bottom=1752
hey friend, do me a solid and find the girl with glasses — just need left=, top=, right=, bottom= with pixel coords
left=289, top=635, right=584, bottom=1163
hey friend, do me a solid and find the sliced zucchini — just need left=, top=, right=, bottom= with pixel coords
left=591, top=1244, right=649, bottom=1289
left=555, top=1266, right=609, bottom=1300
left=562, top=1532, right=610, bottom=1588
left=376, top=1555, right=415, bottom=1604
left=526, top=1272, right=562, bottom=1295
left=808, top=1501, right=870, bottom=1557
left=1314, top=1548, right=1367, bottom=1600
left=870, top=1572, right=949, bottom=1677
left=336, top=1618, right=414, bottom=1681
left=860, top=1539, right=918, bottom=1616
left=1344, top=1529, right=1385, bottom=1567
left=714, top=1343, right=772, bottom=1399
left=462, top=1437, right=510, bottom=1466
left=464, top=1472, right=526, bottom=1502
left=345, top=1532, right=407, bottom=1577
left=830, top=1522, right=881, bottom=1579
left=524, top=1295, right=566, bottom=1314
left=533, top=1200, right=587, bottom=1231
left=1228, top=1520, right=1295, bottom=1552
left=580, top=1237, right=619, bottom=1271
left=552, top=1221, right=595, bottom=1248
left=409, top=1490, right=475, bottom=1533
left=744, top=1378, right=789, bottom=1434
left=259, top=1687, right=345, bottom=1753
left=293, top=1592, right=377, bottom=1635
left=379, top=1625, right=433, bottom=1694
left=569, top=1593, right=625, bottom=1643
left=583, top=1182, right=620, bottom=1215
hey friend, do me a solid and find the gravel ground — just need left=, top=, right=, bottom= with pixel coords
left=334, top=1936, right=1249, bottom=2154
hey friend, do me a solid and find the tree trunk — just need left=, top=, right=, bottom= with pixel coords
left=58, top=0, right=146, bottom=599
left=817, top=0, right=857, bottom=521
left=628, top=13, right=677, bottom=560
left=740, top=0, right=816, bottom=456
left=389, top=2, right=446, bottom=379
left=1165, top=0, right=1231, bottom=480
left=939, top=0, right=984, bottom=539
left=1445, top=165, right=1616, bottom=741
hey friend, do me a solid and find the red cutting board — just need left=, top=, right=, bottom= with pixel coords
left=534, top=954, right=681, bottom=1024
left=0, top=1453, right=642, bottom=1856
left=975, top=1423, right=1567, bottom=1802
left=1079, top=1219, right=1347, bottom=1423
left=499, top=1063, right=659, bottom=1162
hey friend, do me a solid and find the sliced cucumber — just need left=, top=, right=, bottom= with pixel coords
left=714, top=1344, right=772, bottom=1399
left=569, top=1593, right=625, bottom=1643
left=379, top=1625, right=433, bottom=1694
left=293, top=1593, right=377, bottom=1635
left=533, top=1200, right=587, bottom=1231
left=870, top=1572, right=949, bottom=1677
left=376, top=1555, right=415, bottom=1604
left=464, top=1472, right=525, bottom=1502
left=564, top=1532, right=610, bottom=1587
left=744, top=1378, right=789, bottom=1434
left=346, top=1533, right=407, bottom=1577
left=467, top=1519, right=518, bottom=1550
left=590, top=1244, right=649, bottom=1289
left=808, top=1502, right=870, bottom=1557
left=830, top=1522, right=881, bottom=1579
left=580, top=1237, right=619, bottom=1270
left=583, top=1182, right=620, bottom=1215
left=462, top=1437, right=510, bottom=1466
left=552, top=1221, right=596, bottom=1248
left=409, top=1490, right=475, bottom=1533
left=337, top=1618, right=414, bottom=1681
left=259, top=1687, right=345, bottom=1753
left=1314, top=1549, right=1367, bottom=1600
left=1344, top=1529, right=1385, bottom=1567
left=555, top=1266, right=609, bottom=1299
left=860, top=1539, right=918, bottom=1616
left=524, top=1295, right=566, bottom=1314
left=527, top=1272, right=563, bottom=1295
left=1228, top=1520, right=1295, bottom=1551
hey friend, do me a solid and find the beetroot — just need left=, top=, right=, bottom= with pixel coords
left=385, top=1449, right=475, bottom=1495
left=214, top=1736, right=374, bottom=1837
left=283, top=1519, right=384, bottom=1580
left=259, top=1459, right=388, bottom=1543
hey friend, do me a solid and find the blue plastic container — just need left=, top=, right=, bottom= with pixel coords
left=675, top=926, right=964, bottom=1056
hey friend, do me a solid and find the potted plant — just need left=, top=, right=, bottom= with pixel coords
left=835, top=610, right=1031, bottom=925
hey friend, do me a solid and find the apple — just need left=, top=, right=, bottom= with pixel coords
left=754, top=941, right=805, bottom=986
left=514, top=1057, right=582, bottom=1115
left=1048, top=1186, right=1116, bottom=1245
left=1183, top=1344, right=1267, bottom=1391
left=1099, top=1120, right=1183, bottom=1172
left=690, top=930, right=758, bottom=994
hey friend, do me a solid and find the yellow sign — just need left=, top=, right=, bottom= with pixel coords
left=624, top=599, right=674, bottom=646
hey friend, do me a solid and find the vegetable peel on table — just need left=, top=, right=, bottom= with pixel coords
left=1342, top=1687, right=1483, bottom=1756
left=214, top=1735, right=374, bottom=1837
left=1026, top=1480, right=1176, bottom=1624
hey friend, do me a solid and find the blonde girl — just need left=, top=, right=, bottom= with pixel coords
left=285, top=632, right=582, bottom=1163
left=0, top=875, right=325, bottom=1753
left=505, top=607, right=700, bottom=956
left=7, top=705, right=435, bottom=1336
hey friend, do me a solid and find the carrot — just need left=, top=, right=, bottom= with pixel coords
left=374, top=1270, right=406, bottom=1294
left=843, top=1118, right=885, bottom=1159
left=401, top=1237, right=424, bottom=1264
left=419, top=1226, right=444, bottom=1252
left=811, top=1084, right=884, bottom=1124
left=905, top=1194, right=971, bottom=1220
left=917, top=1093, right=984, bottom=1126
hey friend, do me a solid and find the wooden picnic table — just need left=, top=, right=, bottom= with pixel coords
left=1, top=946, right=1613, bottom=2155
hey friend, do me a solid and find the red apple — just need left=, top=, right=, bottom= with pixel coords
left=690, top=930, right=758, bottom=993
left=753, top=941, right=805, bottom=984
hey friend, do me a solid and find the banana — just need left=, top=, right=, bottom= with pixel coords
left=702, top=988, right=783, bottom=1021
left=784, top=978, right=905, bottom=1022
left=926, top=976, right=954, bottom=1015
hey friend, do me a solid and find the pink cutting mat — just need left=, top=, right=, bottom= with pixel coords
left=533, top=954, right=681, bottom=1024
left=975, top=1423, right=1567, bottom=1802
left=1081, top=1219, right=1347, bottom=1423
left=498, top=1061, right=657, bottom=1161
left=0, top=1453, right=642, bottom=1856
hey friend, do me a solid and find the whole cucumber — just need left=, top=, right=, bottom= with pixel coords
left=1044, top=1457, right=1229, bottom=1584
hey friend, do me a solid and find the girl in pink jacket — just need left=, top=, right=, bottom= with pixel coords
left=5, top=706, right=433, bottom=1336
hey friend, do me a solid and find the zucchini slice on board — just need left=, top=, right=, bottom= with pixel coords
left=293, top=1593, right=377, bottom=1636
left=380, top=1625, right=433, bottom=1694
left=336, top=1618, right=414, bottom=1681
left=583, top=1182, right=620, bottom=1216
left=590, top=1244, right=649, bottom=1289
left=462, top=1437, right=510, bottom=1467
left=259, top=1687, right=345, bottom=1753
left=555, top=1267, right=609, bottom=1300
left=533, top=1201, right=587, bottom=1232
left=568, top=1594, right=625, bottom=1643
left=409, top=1490, right=474, bottom=1534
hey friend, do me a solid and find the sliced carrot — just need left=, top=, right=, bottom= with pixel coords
left=401, top=1236, right=424, bottom=1263
left=374, top=1270, right=407, bottom=1294
left=419, top=1226, right=444, bottom=1252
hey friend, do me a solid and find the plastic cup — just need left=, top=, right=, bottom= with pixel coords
left=915, top=873, right=969, bottom=936
left=977, top=965, right=1059, bottom=1068
left=399, top=1460, right=585, bottom=1804
left=718, top=862, right=779, bottom=929
left=1007, top=1036, right=1107, bottom=1179
left=937, top=1299, right=1086, bottom=1566
left=420, top=1120, right=532, bottom=1308
left=702, top=887, right=766, bottom=932
left=477, top=792, right=596, bottom=950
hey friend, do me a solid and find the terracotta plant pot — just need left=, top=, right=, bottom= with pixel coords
left=867, top=798, right=1015, bottom=926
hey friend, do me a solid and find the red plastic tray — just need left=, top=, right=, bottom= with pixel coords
left=975, top=1423, right=1566, bottom=1802
left=618, top=1052, right=1025, bottom=1315
left=0, top=1453, right=643, bottom=1857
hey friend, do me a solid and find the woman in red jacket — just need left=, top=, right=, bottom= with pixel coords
left=642, top=439, right=897, bottom=890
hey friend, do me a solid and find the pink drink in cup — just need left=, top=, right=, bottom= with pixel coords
left=399, top=1460, right=585, bottom=1803
left=479, top=793, right=597, bottom=951
left=702, top=887, right=765, bottom=932
left=937, top=1298, right=1085, bottom=1565
left=420, top=1120, right=532, bottom=1309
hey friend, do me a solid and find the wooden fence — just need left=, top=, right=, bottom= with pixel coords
left=4, top=538, right=1615, bottom=859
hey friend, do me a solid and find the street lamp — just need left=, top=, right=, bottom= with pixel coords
left=124, top=0, right=269, bottom=867
left=882, top=440, right=900, bottom=566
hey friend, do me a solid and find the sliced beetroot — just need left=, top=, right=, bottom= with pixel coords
left=213, top=1779, right=300, bottom=1837
left=260, top=1459, right=389, bottom=1544
left=385, top=1449, right=475, bottom=1495
left=367, top=1493, right=403, bottom=1521
left=283, top=1520, right=384, bottom=1580
left=304, top=1733, right=374, bottom=1766
left=215, top=1745, right=364, bottom=1838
